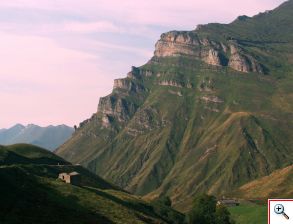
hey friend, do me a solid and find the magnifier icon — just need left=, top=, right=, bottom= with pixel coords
left=274, top=204, right=289, bottom=220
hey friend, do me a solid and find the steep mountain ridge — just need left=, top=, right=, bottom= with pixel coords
left=57, top=1, right=293, bottom=210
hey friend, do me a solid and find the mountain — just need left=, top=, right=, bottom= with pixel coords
left=0, top=124, right=25, bottom=143
left=56, top=0, right=293, bottom=210
left=0, top=144, right=70, bottom=166
left=0, top=124, right=74, bottom=151
left=0, top=144, right=183, bottom=224
left=235, top=164, right=293, bottom=199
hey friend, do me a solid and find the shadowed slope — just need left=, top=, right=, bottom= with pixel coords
left=0, top=144, right=184, bottom=224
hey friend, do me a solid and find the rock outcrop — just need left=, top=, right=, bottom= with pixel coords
left=158, top=80, right=184, bottom=88
left=127, top=66, right=153, bottom=78
left=113, top=78, right=144, bottom=93
left=201, top=96, right=224, bottom=103
left=203, top=49, right=222, bottom=66
left=154, top=31, right=201, bottom=58
left=113, top=79, right=131, bottom=90
left=98, top=96, right=138, bottom=126
left=154, top=31, right=264, bottom=73
left=228, top=45, right=263, bottom=73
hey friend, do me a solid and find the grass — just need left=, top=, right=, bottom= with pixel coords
left=234, top=165, right=293, bottom=199
left=0, top=144, right=68, bottom=165
left=0, top=144, right=184, bottom=223
left=229, top=203, right=267, bottom=224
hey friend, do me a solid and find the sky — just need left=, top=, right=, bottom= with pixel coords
left=0, top=0, right=286, bottom=128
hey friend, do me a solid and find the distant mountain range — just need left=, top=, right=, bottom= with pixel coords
left=0, top=124, right=74, bottom=151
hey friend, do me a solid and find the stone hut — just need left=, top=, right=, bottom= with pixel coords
left=58, top=172, right=81, bottom=186
left=217, top=199, right=240, bottom=207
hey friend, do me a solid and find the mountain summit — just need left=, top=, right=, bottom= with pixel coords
left=56, top=1, right=293, bottom=210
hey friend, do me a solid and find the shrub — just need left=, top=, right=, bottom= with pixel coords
left=187, top=194, right=234, bottom=224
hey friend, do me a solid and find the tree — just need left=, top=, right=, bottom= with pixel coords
left=215, top=205, right=235, bottom=224
left=150, top=196, right=184, bottom=224
left=187, top=194, right=234, bottom=224
left=187, top=194, right=217, bottom=224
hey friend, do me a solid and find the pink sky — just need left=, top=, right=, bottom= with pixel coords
left=0, top=0, right=286, bottom=128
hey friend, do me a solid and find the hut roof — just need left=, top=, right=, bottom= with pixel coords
left=218, top=199, right=239, bottom=204
left=69, top=171, right=80, bottom=176
left=59, top=172, right=68, bottom=175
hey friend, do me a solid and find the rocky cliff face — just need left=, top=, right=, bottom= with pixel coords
left=154, top=31, right=264, bottom=73
left=228, top=44, right=263, bottom=73
left=57, top=1, right=293, bottom=211
left=77, top=28, right=266, bottom=131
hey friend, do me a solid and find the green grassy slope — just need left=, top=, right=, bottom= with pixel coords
left=0, top=145, right=183, bottom=224
left=0, top=144, right=69, bottom=165
left=234, top=165, right=293, bottom=199
left=229, top=203, right=267, bottom=224
left=0, top=166, right=184, bottom=224
left=57, top=0, right=293, bottom=211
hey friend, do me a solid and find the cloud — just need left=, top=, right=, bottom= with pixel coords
left=64, top=21, right=122, bottom=33
left=0, top=33, right=95, bottom=82
left=0, top=0, right=286, bottom=28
